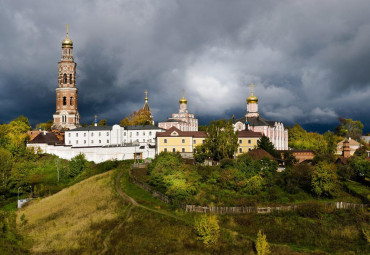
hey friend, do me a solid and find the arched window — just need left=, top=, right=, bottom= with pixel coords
left=70, top=97, right=73, bottom=106
left=69, top=74, right=72, bottom=84
left=63, top=74, right=67, bottom=84
left=63, top=96, right=67, bottom=106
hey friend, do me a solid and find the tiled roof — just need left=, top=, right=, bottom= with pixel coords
left=234, top=116, right=279, bottom=127
left=156, top=127, right=206, bottom=138
left=247, top=149, right=275, bottom=160
left=337, top=138, right=361, bottom=146
left=125, top=125, right=163, bottom=130
left=28, top=132, right=63, bottom=145
left=68, top=126, right=113, bottom=132
left=237, top=130, right=262, bottom=138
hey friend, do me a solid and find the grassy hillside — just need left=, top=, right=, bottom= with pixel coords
left=15, top=165, right=369, bottom=254
left=17, top=171, right=123, bottom=254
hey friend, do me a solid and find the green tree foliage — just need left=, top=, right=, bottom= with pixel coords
left=335, top=118, right=364, bottom=140
left=283, top=164, right=312, bottom=194
left=148, top=152, right=200, bottom=202
left=120, top=108, right=153, bottom=126
left=193, top=144, right=210, bottom=163
left=0, top=148, right=13, bottom=186
left=257, top=135, right=280, bottom=158
left=0, top=211, right=27, bottom=254
left=203, top=119, right=238, bottom=161
left=68, top=153, right=88, bottom=178
left=282, top=151, right=298, bottom=167
left=311, top=162, right=338, bottom=197
left=194, top=214, right=220, bottom=246
left=289, top=124, right=342, bottom=154
left=349, top=156, right=370, bottom=179
left=5, top=116, right=31, bottom=157
left=255, top=230, right=270, bottom=255
left=35, top=120, right=53, bottom=131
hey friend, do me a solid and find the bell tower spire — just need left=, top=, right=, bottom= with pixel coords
left=52, top=25, right=80, bottom=130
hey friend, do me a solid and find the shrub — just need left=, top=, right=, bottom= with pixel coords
left=68, top=153, right=88, bottom=178
left=194, top=214, right=220, bottom=246
left=255, top=229, right=270, bottom=255
left=244, top=175, right=263, bottom=195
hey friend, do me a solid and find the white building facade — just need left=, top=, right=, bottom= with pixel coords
left=158, top=94, right=198, bottom=131
left=28, top=125, right=165, bottom=163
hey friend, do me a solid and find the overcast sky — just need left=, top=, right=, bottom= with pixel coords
left=0, top=0, right=369, bottom=133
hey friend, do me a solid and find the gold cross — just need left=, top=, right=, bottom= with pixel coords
left=145, top=90, right=148, bottom=97
left=182, top=89, right=185, bottom=98
left=250, top=83, right=255, bottom=94
left=66, top=24, right=69, bottom=35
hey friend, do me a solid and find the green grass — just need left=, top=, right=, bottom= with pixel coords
left=343, top=180, right=370, bottom=201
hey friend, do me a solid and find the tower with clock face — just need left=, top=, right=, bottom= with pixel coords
left=53, top=25, right=80, bottom=130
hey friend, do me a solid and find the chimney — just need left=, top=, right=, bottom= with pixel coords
left=342, top=139, right=350, bottom=158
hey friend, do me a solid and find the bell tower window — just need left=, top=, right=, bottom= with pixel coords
left=70, top=97, right=73, bottom=106
left=63, top=97, right=67, bottom=106
left=63, top=74, right=67, bottom=84
left=69, top=74, right=72, bottom=84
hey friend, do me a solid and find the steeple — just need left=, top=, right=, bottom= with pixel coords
left=143, top=90, right=150, bottom=111
left=179, top=89, right=188, bottom=113
left=246, top=83, right=259, bottom=118
left=61, top=24, right=73, bottom=61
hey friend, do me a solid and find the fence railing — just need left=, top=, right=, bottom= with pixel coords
left=128, top=164, right=368, bottom=214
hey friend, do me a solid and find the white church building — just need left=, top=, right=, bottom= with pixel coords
left=233, top=84, right=288, bottom=150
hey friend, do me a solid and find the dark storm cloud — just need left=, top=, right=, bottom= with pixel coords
left=0, top=0, right=369, bottom=132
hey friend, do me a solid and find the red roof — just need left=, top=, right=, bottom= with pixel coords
left=28, top=132, right=63, bottom=145
left=156, top=127, right=206, bottom=138
left=237, top=130, right=263, bottom=138
left=247, top=149, right=275, bottom=160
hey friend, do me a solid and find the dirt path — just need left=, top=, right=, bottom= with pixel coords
left=100, top=168, right=186, bottom=254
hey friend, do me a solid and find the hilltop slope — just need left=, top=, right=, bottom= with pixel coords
left=17, top=170, right=123, bottom=254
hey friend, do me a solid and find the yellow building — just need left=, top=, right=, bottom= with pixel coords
left=156, top=127, right=262, bottom=158
left=156, top=127, right=206, bottom=156
left=236, top=130, right=262, bottom=156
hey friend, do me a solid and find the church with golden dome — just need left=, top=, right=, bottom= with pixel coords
left=234, top=84, right=288, bottom=150
left=158, top=91, right=198, bottom=131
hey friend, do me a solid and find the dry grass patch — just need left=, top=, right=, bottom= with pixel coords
left=17, top=171, right=123, bottom=254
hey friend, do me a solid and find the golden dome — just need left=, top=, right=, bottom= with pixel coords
left=247, top=94, right=258, bottom=104
left=62, top=36, right=73, bottom=47
left=179, top=96, right=187, bottom=104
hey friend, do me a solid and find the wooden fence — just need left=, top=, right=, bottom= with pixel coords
left=128, top=164, right=368, bottom=215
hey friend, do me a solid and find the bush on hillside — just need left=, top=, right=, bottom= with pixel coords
left=68, top=153, right=88, bottom=178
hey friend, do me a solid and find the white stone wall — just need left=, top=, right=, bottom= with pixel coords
left=27, top=143, right=156, bottom=163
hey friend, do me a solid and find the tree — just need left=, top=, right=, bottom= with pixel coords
left=0, top=148, right=13, bottom=185
left=255, top=230, right=270, bottom=255
left=204, top=119, right=238, bottom=161
left=311, top=162, right=338, bottom=197
left=6, top=116, right=31, bottom=157
left=68, top=153, right=88, bottom=177
left=97, top=119, right=107, bottom=126
left=194, top=214, right=220, bottom=246
left=35, top=120, right=53, bottom=131
left=120, top=108, right=153, bottom=126
left=335, top=118, right=364, bottom=140
left=257, top=135, right=280, bottom=158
